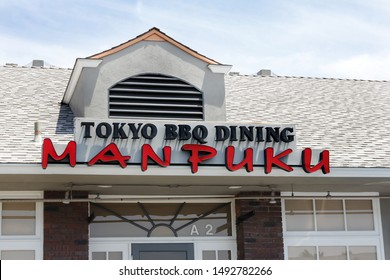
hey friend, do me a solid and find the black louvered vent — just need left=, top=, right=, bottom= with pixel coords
left=109, top=73, right=204, bottom=120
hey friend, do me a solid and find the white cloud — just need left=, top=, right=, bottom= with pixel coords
left=1, top=0, right=390, bottom=81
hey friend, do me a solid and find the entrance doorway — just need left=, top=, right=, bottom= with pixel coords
left=89, top=200, right=237, bottom=260
left=132, top=243, right=194, bottom=260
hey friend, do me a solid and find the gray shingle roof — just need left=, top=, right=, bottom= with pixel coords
left=1, top=65, right=390, bottom=168
left=225, top=74, right=390, bottom=168
left=0, top=66, right=73, bottom=163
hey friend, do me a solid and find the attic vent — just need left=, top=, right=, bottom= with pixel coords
left=109, top=73, right=203, bottom=120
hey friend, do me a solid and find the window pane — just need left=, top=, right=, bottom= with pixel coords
left=217, top=250, right=231, bottom=260
left=1, top=250, right=35, bottom=260
left=91, top=252, right=106, bottom=260
left=139, top=251, right=187, bottom=260
left=202, top=250, right=216, bottom=260
left=285, top=200, right=314, bottom=231
left=345, top=200, right=374, bottom=231
left=319, top=246, right=347, bottom=260
left=2, top=202, right=36, bottom=235
left=288, top=246, right=317, bottom=260
left=108, top=251, right=123, bottom=260
left=315, top=200, right=345, bottom=231
left=349, top=246, right=377, bottom=260
left=90, top=203, right=232, bottom=237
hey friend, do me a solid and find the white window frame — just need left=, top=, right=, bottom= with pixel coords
left=0, top=191, right=43, bottom=260
left=89, top=198, right=237, bottom=260
left=195, top=240, right=237, bottom=260
left=281, top=192, right=385, bottom=260
left=89, top=242, right=129, bottom=260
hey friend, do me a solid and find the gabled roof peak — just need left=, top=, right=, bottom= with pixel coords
left=88, top=27, right=220, bottom=65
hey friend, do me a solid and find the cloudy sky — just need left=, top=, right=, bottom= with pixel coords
left=1, top=0, right=389, bottom=80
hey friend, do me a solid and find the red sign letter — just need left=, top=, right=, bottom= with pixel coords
left=88, top=143, right=130, bottom=168
left=141, top=144, right=171, bottom=171
left=225, top=146, right=253, bottom=172
left=302, top=148, right=330, bottom=174
left=42, top=138, right=76, bottom=169
left=181, top=144, right=217, bottom=173
left=264, top=148, right=293, bottom=174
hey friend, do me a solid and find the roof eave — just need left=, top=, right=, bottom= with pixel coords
left=208, top=64, right=233, bottom=74
left=88, top=27, right=221, bottom=65
left=62, top=58, right=102, bottom=104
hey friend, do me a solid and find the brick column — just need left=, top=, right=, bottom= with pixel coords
left=235, top=192, right=284, bottom=260
left=44, top=191, right=89, bottom=260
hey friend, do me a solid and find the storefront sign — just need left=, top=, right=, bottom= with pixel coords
left=41, top=118, right=330, bottom=174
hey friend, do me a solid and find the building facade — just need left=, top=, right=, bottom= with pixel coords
left=0, top=28, right=389, bottom=260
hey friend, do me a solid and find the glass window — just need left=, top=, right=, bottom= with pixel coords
left=288, top=246, right=316, bottom=260
left=349, top=246, right=377, bottom=260
left=284, top=195, right=382, bottom=260
left=90, top=203, right=232, bottom=238
left=288, top=246, right=377, bottom=260
left=139, top=251, right=188, bottom=260
left=315, top=200, right=344, bottom=231
left=108, top=251, right=123, bottom=260
left=202, top=250, right=216, bottom=260
left=285, top=200, right=314, bottom=231
left=1, top=250, right=35, bottom=260
left=345, top=200, right=374, bottom=231
left=91, top=252, right=106, bottom=260
left=319, top=246, right=347, bottom=260
left=217, top=250, right=231, bottom=260
left=2, top=202, right=36, bottom=235
left=91, top=251, right=123, bottom=260
left=202, top=250, right=231, bottom=260
left=0, top=193, right=43, bottom=260
left=284, top=198, right=376, bottom=232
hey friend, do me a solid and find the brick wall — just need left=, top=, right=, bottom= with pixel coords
left=44, top=191, right=89, bottom=260
left=235, top=192, right=284, bottom=260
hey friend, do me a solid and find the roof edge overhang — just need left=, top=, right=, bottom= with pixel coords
left=62, top=58, right=102, bottom=104
left=208, top=64, right=233, bottom=74
left=1, top=165, right=390, bottom=194
left=1, top=164, right=390, bottom=178
left=87, top=27, right=221, bottom=65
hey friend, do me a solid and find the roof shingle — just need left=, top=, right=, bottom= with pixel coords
left=225, top=74, right=390, bottom=167
left=0, top=66, right=73, bottom=163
